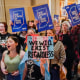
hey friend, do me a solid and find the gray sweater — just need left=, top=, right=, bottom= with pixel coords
left=50, top=41, right=66, bottom=66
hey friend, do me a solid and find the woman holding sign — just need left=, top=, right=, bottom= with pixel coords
left=22, top=32, right=49, bottom=80
left=1, top=36, right=25, bottom=80
left=47, top=29, right=66, bottom=80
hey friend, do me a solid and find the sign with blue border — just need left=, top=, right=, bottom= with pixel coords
left=9, top=8, right=27, bottom=32
left=32, top=4, right=53, bottom=32
left=65, top=3, right=80, bottom=26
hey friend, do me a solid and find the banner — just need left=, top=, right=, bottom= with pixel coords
left=27, top=36, right=54, bottom=59
left=32, top=4, right=53, bottom=32
left=65, top=3, right=80, bottom=26
left=54, top=15, right=59, bottom=22
left=9, top=8, right=27, bottom=32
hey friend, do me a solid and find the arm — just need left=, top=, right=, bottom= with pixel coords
left=20, top=50, right=25, bottom=59
left=40, top=59, right=49, bottom=77
left=9, top=20, right=25, bottom=47
left=22, top=62, right=27, bottom=80
left=58, top=41, right=66, bottom=66
left=40, top=62, right=45, bottom=77
left=1, top=51, right=8, bottom=75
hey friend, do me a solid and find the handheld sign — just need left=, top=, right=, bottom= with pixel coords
left=27, top=36, right=54, bottom=59
left=9, top=8, right=27, bottom=32
left=61, top=7, right=67, bottom=17
left=54, top=15, right=59, bottom=22
left=77, top=4, right=80, bottom=13
left=32, top=4, right=53, bottom=32
left=65, top=3, right=80, bottom=26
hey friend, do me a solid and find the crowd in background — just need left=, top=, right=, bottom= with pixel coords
left=0, top=13, right=80, bottom=80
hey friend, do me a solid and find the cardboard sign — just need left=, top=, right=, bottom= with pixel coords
left=27, top=36, right=54, bottom=59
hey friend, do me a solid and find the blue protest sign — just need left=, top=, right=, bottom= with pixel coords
left=9, top=8, right=27, bottom=32
left=27, top=36, right=54, bottom=59
left=54, top=15, right=59, bottom=22
left=32, top=4, right=53, bottom=32
left=77, top=4, right=80, bottom=12
left=65, top=3, right=80, bottom=26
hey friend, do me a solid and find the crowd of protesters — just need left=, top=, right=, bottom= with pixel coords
left=0, top=13, right=80, bottom=80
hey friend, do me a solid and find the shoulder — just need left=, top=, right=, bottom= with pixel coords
left=5, top=33, right=11, bottom=36
left=3, top=50, right=8, bottom=56
left=8, top=33, right=11, bottom=36
left=20, top=50, right=25, bottom=59
left=56, top=41, right=63, bottom=45
left=55, top=41, right=64, bottom=49
left=2, top=50, right=8, bottom=61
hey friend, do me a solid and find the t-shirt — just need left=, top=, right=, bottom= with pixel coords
left=0, top=33, right=11, bottom=60
left=4, top=53, right=21, bottom=73
left=24, top=60, right=44, bottom=80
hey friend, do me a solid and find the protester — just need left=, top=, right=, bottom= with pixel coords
left=19, top=28, right=37, bottom=79
left=22, top=58, right=48, bottom=80
left=54, top=23, right=61, bottom=35
left=0, top=22, right=11, bottom=60
left=70, top=24, right=80, bottom=80
left=59, top=21, right=75, bottom=80
left=9, top=20, right=26, bottom=50
left=46, top=29, right=66, bottom=80
left=27, top=20, right=38, bottom=33
left=23, top=28, right=36, bottom=51
left=1, top=36, right=25, bottom=80
left=0, top=22, right=11, bottom=80
left=19, top=31, right=27, bottom=38
left=21, top=33, right=49, bottom=80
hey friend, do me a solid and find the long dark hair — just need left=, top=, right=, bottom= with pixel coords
left=8, top=36, right=21, bottom=54
left=46, top=29, right=58, bottom=41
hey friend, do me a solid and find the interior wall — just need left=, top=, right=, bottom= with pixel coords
left=28, top=0, right=48, bottom=21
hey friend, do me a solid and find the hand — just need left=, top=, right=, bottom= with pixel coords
left=2, top=69, right=8, bottom=75
left=34, top=19, right=39, bottom=25
left=11, top=32, right=17, bottom=34
left=0, top=43, right=6, bottom=47
left=9, top=20, right=13, bottom=26
left=11, top=70, right=19, bottom=76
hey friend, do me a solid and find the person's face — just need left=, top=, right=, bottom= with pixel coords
left=54, top=24, right=60, bottom=32
left=62, top=23, right=68, bottom=31
left=0, top=23, right=6, bottom=34
left=7, top=38, right=18, bottom=51
left=29, top=21, right=34, bottom=27
left=47, top=30, right=56, bottom=42
left=47, top=30, right=54, bottom=36
left=22, top=31, right=27, bottom=34
left=27, top=29, right=34, bottom=36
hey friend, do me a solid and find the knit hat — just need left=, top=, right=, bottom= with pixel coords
left=62, top=21, right=71, bottom=29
